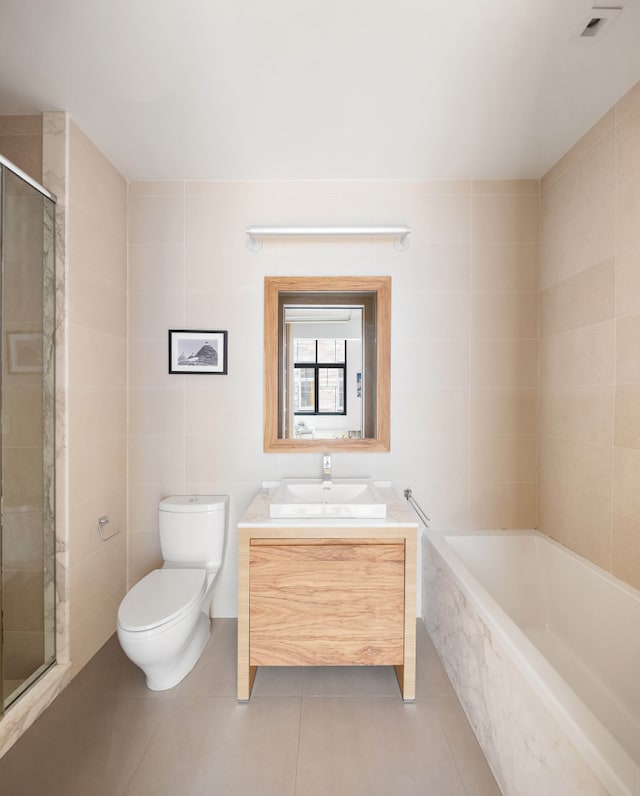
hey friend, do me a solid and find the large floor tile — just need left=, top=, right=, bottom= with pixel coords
left=302, top=664, right=401, bottom=697
left=172, top=618, right=238, bottom=698
left=250, top=666, right=305, bottom=696
left=124, top=696, right=300, bottom=796
left=415, top=621, right=455, bottom=697
left=0, top=619, right=500, bottom=796
left=0, top=691, right=169, bottom=796
left=434, top=696, right=502, bottom=796
left=69, top=634, right=173, bottom=700
left=296, top=696, right=467, bottom=796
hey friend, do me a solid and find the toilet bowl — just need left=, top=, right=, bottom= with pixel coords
left=117, top=496, right=227, bottom=690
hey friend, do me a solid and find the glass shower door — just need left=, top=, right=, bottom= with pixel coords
left=0, top=163, right=56, bottom=710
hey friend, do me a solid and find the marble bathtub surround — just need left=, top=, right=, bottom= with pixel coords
left=422, top=532, right=640, bottom=796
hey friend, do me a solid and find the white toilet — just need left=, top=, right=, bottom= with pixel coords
left=117, top=495, right=228, bottom=690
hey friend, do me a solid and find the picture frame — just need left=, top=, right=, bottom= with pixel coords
left=168, top=329, right=228, bottom=375
left=7, top=331, right=43, bottom=374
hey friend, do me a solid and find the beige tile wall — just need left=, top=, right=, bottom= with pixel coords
left=539, top=79, right=640, bottom=589
left=67, top=121, right=127, bottom=673
left=469, top=181, right=539, bottom=529
left=0, top=115, right=42, bottom=182
left=127, top=178, right=539, bottom=613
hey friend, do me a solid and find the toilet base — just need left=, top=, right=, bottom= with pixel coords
left=144, top=613, right=211, bottom=691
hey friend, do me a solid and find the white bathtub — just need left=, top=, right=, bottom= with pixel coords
left=422, top=529, right=640, bottom=796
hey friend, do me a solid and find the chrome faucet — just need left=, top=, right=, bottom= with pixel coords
left=322, top=453, right=332, bottom=482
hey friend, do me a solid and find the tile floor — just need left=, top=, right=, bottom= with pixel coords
left=0, top=620, right=500, bottom=796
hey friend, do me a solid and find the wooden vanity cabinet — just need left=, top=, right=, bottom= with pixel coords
left=238, top=525, right=417, bottom=702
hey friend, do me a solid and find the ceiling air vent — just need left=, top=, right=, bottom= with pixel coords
left=583, top=16, right=605, bottom=36
left=573, top=6, right=622, bottom=40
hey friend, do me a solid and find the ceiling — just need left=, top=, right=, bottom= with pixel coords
left=1, top=0, right=640, bottom=181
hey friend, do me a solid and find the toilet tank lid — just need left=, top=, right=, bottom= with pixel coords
left=160, top=495, right=227, bottom=513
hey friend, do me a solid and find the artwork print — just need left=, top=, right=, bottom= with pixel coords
left=168, top=330, right=228, bottom=374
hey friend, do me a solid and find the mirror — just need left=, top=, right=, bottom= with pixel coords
left=284, top=306, right=364, bottom=440
left=264, top=276, right=390, bottom=452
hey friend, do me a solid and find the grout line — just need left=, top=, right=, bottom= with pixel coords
left=610, top=112, right=619, bottom=574
left=120, top=711, right=166, bottom=796
left=292, top=694, right=304, bottom=796
left=467, top=188, right=473, bottom=529
left=183, top=181, right=187, bottom=493
left=436, top=708, right=474, bottom=796
left=125, top=178, right=131, bottom=592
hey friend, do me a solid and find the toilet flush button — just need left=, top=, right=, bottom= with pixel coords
left=188, top=497, right=198, bottom=503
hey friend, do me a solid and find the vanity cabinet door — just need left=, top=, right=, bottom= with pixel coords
left=249, top=539, right=405, bottom=667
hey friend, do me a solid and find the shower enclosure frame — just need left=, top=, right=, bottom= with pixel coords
left=0, top=152, right=57, bottom=713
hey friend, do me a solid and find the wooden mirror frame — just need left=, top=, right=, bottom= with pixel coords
left=264, top=276, right=391, bottom=453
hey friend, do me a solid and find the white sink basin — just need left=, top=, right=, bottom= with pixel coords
left=269, top=478, right=387, bottom=519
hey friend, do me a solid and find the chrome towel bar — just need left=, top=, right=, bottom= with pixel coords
left=404, top=488, right=430, bottom=528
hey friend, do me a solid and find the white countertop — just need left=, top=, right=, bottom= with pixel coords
left=238, top=482, right=418, bottom=528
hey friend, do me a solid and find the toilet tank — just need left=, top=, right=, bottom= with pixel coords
left=159, top=496, right=228, bottom=571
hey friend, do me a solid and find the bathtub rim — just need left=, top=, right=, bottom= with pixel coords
left=423, top=527, right=639, bottom=796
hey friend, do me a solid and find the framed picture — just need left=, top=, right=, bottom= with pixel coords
left=7, top=332, right=43, bottom=374
left=168, top=330, right=228, bottom=375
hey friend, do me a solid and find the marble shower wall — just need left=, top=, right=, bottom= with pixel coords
left=0, top=113, right=71, bottom=758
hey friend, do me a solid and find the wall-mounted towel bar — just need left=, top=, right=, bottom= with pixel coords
left=404, top=488, right=430, bottom=528
left=98, top=515, right=120, bottom=542
left=245, top=225, right=411, bottom=252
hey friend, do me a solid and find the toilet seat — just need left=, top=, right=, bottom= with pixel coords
left=117, top=568, right=207, bottom=633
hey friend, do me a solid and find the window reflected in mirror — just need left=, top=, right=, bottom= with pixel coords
left=264, top=277, right=390, bottom=453
left=285, top=308, right=360, bottom=439
left=292, top=339, right=346, bottom=415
